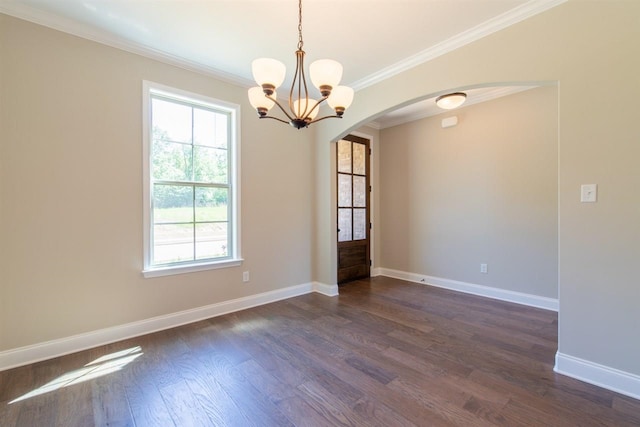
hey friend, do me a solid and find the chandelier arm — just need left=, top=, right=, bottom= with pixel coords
left=299, top=53, right=310, bottom=119
left=289, top=49, right=310, bottom=119
left=301, top=96, right=327, bottom=121
left=267, top=95, right=296, bottom=122
left=307, top=114, right=342, bottom=124
left=289, top=51, right=300, bottom=116
left=260, top=115, right=291, bottom=125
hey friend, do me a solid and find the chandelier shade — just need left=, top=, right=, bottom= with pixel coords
left=310, top=59, right=343, bottom=95
left=327, top=85, right=355, bottom=113
left=294, top=98, right=320, bottom=120
left=248, top=0, right=354, bottom=129
left=251, top=58, right=286, bottom=94
left=248, top=86, right=276, bottom=113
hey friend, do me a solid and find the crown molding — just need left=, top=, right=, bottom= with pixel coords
left=0, top=3, right=253, bottom=88
left=365, top=121, right=382, bottom=130
left=1, top=0, right=566, bottom=92
left=350, top=0, right=567, bottom=91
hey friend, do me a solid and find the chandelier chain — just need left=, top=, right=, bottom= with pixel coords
left=297, top=0, right=304, bottom=50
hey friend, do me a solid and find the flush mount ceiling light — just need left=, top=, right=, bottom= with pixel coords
left=248, top=0, right=354, bottom=130
left=435, top=92, right=467, bottom=110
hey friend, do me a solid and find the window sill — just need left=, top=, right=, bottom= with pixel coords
left=142, top=258, right=243, bottom=278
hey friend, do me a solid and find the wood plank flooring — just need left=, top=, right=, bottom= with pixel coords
left=2, top=276, right=639, bottom=426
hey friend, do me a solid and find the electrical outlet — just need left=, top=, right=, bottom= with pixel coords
left=480, top=263, right=488, bottom=274
left=242, top=271, right=250, bottom=282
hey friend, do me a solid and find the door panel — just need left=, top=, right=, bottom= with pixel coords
left=337, top=135, right=370, bottom=284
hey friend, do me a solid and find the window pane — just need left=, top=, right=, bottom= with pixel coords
left=195, top=187, right=228, bottom=222
left=153, top=224, right=194, bottom=264
left=353, top=176, right=366, bottom=208
left=215, top=114, right=229, bottom=148
left=338, top=173, right=352, bottom=207
left=152, top=140, right=193, bottom=181
left=354, top=208, right=367, bottom=240
left=338, top=208, right=352, bottom=242
left=196, top=223, right=228, bottom=260
left=353, top=142, right=366, bottom=175
left=194, top=146, right=227, bottom=183
left=337, top=140, right=352, bottom=173
left=152, top=98, right=192, bottom=144
left=194, top=108, right=228, bottom=149
left=153, top=185, right=193, bottom=223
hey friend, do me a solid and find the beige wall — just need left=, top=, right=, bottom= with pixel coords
left=316, top=0, right=640, bottom=376
left=379, top=87, right=558, bottom=298
left=0, top=15, right=314, bottom=351
left=311, top=128, right=334, bottom=285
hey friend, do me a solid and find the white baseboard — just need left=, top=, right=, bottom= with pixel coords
left=0, top=282, right=333, bottom=372
left=555, top=352, right=640, bottom=400
left=312, top=281, right=339, bottom=297
left=378, top=268, right=558, bottom=311
left=371, top=267, right=382, bottom=277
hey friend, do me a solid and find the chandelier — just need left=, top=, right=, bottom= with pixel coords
left=248, top=0, right=354, bottom=129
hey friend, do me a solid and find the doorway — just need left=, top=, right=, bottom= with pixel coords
left=337, top=134, right=371, bottom=284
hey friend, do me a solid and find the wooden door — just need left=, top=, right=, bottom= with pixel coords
left=337, top=135, right=370, bottom=284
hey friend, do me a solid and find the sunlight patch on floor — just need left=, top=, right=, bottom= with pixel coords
left=9, top=346, right=143, bottom=404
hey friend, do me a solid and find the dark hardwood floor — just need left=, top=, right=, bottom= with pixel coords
left=2, top=277, right=639, bottom=426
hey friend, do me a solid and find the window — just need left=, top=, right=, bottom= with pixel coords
left=142, top=81, right=241, bottom=277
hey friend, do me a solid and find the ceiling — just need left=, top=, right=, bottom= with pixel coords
left=0, top=0, right=563, bottom=127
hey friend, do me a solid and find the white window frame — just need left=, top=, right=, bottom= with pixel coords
left=142, top=81, right=242, bottom=278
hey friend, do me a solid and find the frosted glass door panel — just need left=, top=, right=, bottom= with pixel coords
left=338, top=173, right=352, bottom=207
left=353, top=209, right=367, bottom=240
left=336, top=135, right=370, bottom=284
left=337, top=140, right=352, bottom=173
left=338, top=208, right=352, bottom=242
left=353, top=176, right=366, bottom=208
left=353, top=143, right=366, bottom=175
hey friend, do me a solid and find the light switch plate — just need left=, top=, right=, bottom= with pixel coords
left=581, top=184, right=597, bottom=203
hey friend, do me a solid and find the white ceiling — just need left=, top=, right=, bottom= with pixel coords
left=0, top=0, right=564, bottom=126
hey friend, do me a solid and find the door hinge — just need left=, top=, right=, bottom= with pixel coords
left=369, top=259, right=372, bottom=266
left=369, top=185, right=372, bottom=192
left=369, top=222, right=372, bottom=229
left=369, top=148, right=372, bottom=155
